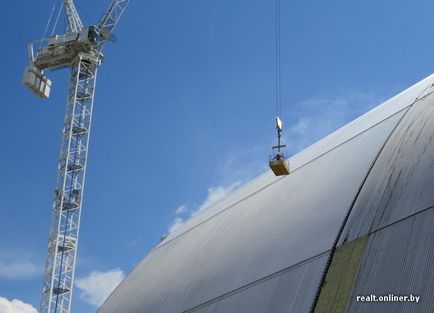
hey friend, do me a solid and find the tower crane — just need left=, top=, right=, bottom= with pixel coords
left=22, top=1, right=129, bottom=312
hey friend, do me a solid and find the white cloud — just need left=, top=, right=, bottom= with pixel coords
left=216, top=145, right=268, bottom=185
left=0, top=261, right=40, bottom=280
left=168, top=181, right=242, bottom=234
left=75, top=269, right=125, bottom=307
left=127, top=236, right=143, bottom=247
left=175, top=205, right=188, bottom=215
left=193, top=181, right=242, bottom=215
left=0, top=297, right=37, bottom=313
left=165, top=90, right=381, bottom=236
left=286, top=91, right=381, bottom=153
left=168, top=217, right=185, bottom=234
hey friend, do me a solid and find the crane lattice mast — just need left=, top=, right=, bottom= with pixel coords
left=22, top=1, right=129, bottom=312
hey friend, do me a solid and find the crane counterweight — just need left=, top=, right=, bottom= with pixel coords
left=22, top=66, right=51, bottom=98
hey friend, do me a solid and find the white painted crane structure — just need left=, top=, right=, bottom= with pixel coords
left=22, top=1, right=129, bottom=312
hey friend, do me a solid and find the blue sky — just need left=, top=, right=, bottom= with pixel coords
left=2, top=0, right=434, bottom=312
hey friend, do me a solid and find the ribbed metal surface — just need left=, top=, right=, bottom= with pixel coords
left=98, top=75, right=434, bottom=313
left=339, top=89, right=434, bottom=244
left=98, top=115, right=404, bottom=313
left=162, top=75, right=434, bottom=248
left=346, top=207, right=434, bottom=313
left=331, top=85, right=434, bottom=313
left=189, top=254, right=328, bottom=313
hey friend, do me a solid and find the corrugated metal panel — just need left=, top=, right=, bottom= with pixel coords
left=189, top=254, right=328, bottom=313
left=162, top=75, right=434, bottom=247
left=346, top=207, right=434, bottom=313
left=339, top=90, right=434, bottom=244
left=99, top=111, right=405, bottom=313
left=289, top=74, right=434, bottom=171
left=99, top=75, right=434, bottom=313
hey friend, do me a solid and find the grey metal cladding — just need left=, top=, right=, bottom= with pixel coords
left=98, top=113, right=404, bottom=313
left=187, top=254, right=328, bottom=313
left=161, top=74, right=434, bottom=250
left=346, top=207, right=434, bottom=313
left=99, top=75, right=434, bottom=313
left=339, top=90, right=434, bottom=244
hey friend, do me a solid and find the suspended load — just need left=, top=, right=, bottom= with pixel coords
left=269, top=116, right=290, bottom=176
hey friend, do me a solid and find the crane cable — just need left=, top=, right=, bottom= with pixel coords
left=40, top=0, right=61, bottom=41
left=39, top=0, right=57, bottom=50
left=51, top=1, right=64, bottom=36
left=38, top=0, right=64, bottom=52
left=275, top=0, right=282, bottom=118
left=41, top=0, right=57, bottom=40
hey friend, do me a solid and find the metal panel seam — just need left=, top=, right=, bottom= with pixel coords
left=154, top=107, right=413, bottom=252
left=363, top=205, right=434, bottom=239
left=308, top=95, right=422, bottom=313
left=181, top=251, right=330, bottom=313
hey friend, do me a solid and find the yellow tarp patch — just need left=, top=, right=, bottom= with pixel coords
left=314, top=235, right=368, bottom=313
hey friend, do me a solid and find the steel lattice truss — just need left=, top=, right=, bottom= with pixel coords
left=40, top=52, right=99, bottom=313
left=23, top=1, right=129, bottom=312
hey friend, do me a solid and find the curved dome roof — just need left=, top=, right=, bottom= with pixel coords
left=98, top=74, right=434, bottom=313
